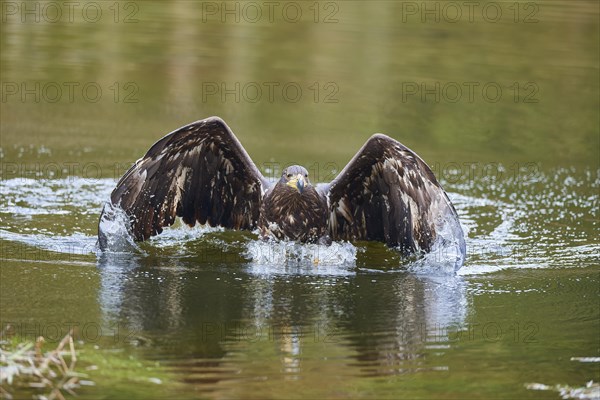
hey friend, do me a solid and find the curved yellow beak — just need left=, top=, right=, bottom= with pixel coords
left=286, top=174, right=305, bottom=193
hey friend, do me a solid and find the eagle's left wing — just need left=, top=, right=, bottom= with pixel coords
left=99, top=117, right=269, bottom=245
left=320, top=134, right=464, bottom=255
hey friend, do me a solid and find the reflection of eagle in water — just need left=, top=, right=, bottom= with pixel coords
left=99, top=117, right=464, bottom=255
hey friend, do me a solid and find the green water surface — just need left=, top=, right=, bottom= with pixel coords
left=1, top=1, right=598, bottom=399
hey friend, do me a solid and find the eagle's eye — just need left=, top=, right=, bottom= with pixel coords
left=287, top=173, right=292, bottom=178
left=304, top=174, right=308, bottom=178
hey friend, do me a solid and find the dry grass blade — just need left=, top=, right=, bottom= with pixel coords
left=0, top=327, right=94, bottom=399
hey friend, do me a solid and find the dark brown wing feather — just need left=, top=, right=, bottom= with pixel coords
left=321, top=134, right=462, bottom=254
left=104, top=116, right=269, bottom=241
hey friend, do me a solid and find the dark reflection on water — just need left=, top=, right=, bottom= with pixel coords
left=96, top=253, right=468, bottom=387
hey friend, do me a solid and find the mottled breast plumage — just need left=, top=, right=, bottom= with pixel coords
left=258, top=166, right=329, bottom=243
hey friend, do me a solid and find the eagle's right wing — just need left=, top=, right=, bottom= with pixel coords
left=100, top=117, right=269, bottom=243
left=321, top=134, right=464, bottom=256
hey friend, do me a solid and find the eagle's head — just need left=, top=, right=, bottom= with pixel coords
left=281, top=165, right=310, bottom=194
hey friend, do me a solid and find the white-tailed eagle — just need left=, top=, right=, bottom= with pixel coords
left=99, top=117, right=464, bottom=256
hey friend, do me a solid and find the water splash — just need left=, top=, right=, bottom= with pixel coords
left=0, top=228, right=97, bottom=258
left=147, top=224, right=225, bottom=248
left=1, top=169, right=596, bottom=275
left=245, top=239, right=358, bottom=274
left=408, top=208, right=467, bottom=275
left=0, top=177, right=114, bottom=216
left=97, top=202, right=140, bottom=253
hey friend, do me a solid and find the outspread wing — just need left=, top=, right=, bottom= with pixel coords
left=321, top=134, right=462, bottom=254
left=103, top=117, right=269, bottom=241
